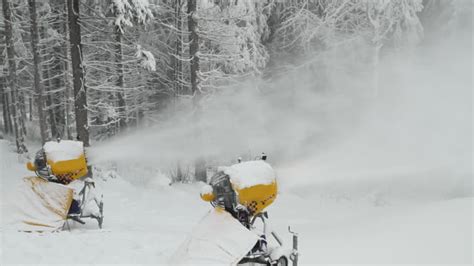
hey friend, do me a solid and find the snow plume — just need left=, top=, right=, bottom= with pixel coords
left=89, top=1, right=471, bottom=202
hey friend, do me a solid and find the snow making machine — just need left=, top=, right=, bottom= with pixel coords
left=21, top=140, right=104, bottom=231
left=171, top=160, right=299, bottom=266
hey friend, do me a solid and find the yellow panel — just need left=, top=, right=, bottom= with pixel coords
left=47, top=154, right=88, bottom=180
left=26, top=161, right=37, bottom=171
left=200, top=192, right=215, bottom=202
left=235, top=181, right=277, bottom=215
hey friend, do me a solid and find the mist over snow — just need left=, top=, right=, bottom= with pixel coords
left=89, top=10, right=472, bottom=204
left=1, top=0, right=472, bottom=265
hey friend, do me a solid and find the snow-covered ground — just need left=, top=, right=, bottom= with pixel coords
left=1, top=139, right=472, bottom=265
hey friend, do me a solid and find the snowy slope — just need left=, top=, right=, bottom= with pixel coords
left=1, top=140, right=209, bottom=264
left=1, top=139, right=472, bottom=265
left=269, top=193, right=473, bottom=264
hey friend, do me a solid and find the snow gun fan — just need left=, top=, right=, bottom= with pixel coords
left=172, top=159, right=299, bottom=266
left=22, top=140, right=104, bottom=232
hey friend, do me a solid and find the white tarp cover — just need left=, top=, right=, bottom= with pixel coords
left=169, top=208, right=259, bottom=265
left=19, top=176, right=73, bottom=231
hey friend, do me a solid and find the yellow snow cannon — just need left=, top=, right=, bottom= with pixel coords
left=188, top=160, right=299, bottom=266
left=22, top=140, right=104, bottom=231
left=26, top=140, right=88, bottom=182
left=201, top=160, right=278, bottom=217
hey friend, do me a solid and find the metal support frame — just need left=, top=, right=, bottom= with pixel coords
left=65, top=179, right=104, bottom=230
left=288, top=227, right=299, bottom=266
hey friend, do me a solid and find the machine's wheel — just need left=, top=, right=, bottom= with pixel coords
left=275, top=257, right=288, bottom=266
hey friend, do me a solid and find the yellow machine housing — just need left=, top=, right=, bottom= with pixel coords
left=235, top=181, right=277, bottom=215
left=201, top=161, right=278, bottom=216
left=26, top=140, right=88, bottom=181
left=46, top=153, right=88, bottom=180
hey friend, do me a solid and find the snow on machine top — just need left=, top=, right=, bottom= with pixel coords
left=43, top=140, right=84, bottom=162
left=203, top=160, right=278, bottom=217
left=222, top=160, right=276, bottom=189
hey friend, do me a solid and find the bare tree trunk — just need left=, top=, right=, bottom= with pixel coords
left=171, top=0, right=185, bottom=181
left=28, top=0, right=48, bottom=144
left=187, top=0, right=199, bottom=97
left=194, top=157, right=207, bottom=183
left=114, top=27, right=127, bottom=131
left=174, top=0, right=183, bottom=95
left=62, top=1, right=73, bottom=139
left=1, top=64, right=12, bottom=135
left=40, top=24, right=58, bottom=139
left=1, top=92, right=8, bottom=135
left=0, top=84, right=6, bottom=134
left=52, top=54, right=65, bottom=137
left=28, top=96, right=32, bottom=121
left=18, top=88, right=27, bottom=137
left=372, top=43, right=381, bottom=97
left=187, top=0, right=206, bottom=182
left=176, top=161, right=183, bottom=182
left=3, top=0, right=28, bottom=153
left=67, top=0, right=90, bottom=147
left=45, top=70, right=58, bottom=138
left=48, top=0, right=67, bottom=138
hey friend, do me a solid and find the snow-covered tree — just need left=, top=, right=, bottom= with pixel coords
left=363, top=0, right=423, bottom=96
left=109, top=0, right=154, bottom=131
left=28, top=0, right=48, bottom=144
left=2, top=0, right=28, bottom=153
left=67, top=0, right=90, bottom=146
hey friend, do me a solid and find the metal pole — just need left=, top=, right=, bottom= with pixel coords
left=288, top=226, right=298, bottom=266
left=293, top=232, right=298, bottom=266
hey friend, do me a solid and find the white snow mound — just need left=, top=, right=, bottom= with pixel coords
left=223, top=160, right=276, bottom=189
left=43, top=140, right=84, bottom=162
